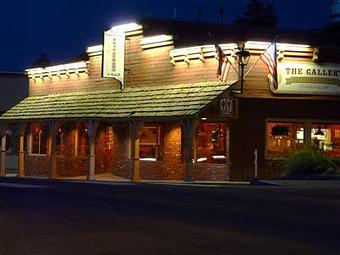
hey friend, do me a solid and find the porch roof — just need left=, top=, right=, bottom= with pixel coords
left=0, top=81, right=231, bottom=122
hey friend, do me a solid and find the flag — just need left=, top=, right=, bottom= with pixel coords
left=215, top=45, right=231, bottom=82
left=261, top=42, right=278, bottom=90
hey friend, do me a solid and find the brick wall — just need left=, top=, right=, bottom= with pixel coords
left=24, top=121, right=230, bottom=181
left=25, top=155, right=49, bottom=177
left=193, top=163, right=230, bottom=181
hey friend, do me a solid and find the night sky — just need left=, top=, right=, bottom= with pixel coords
left=0, top=0, right=330, bottom=72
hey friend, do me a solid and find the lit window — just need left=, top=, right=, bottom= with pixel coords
left=266, top=122, right=304, bottom=158
left=31, top=124, right=48, bottom=155
left=196, top=123, right=227, bottom=163
left=139, top=125, right=161, bottom=160
left=312, top=123, right=340, bottom=157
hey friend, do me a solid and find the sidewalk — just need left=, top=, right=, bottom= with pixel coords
left=252, top=179, right=340, bottom=189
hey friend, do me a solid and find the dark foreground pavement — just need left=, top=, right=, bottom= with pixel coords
left=0, top=178, right=340, bottom=255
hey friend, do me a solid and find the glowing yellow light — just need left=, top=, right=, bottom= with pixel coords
left=245, top=41, right=312, bottom=51
left=26, top=61, right=88, bottom=79
left=86, top=45, right=103, bottom=53
left=110, top=22, right=142, bottom=33
left=140, top=158, right=157, bottom=161
left=197, top=157, right=208, bottom=162
left=141, top=35, right=173, bottom=45
left=212, top=155, right=226, bottom=159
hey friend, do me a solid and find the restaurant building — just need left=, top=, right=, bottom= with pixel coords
left=0, top=16, right=340, bottom=181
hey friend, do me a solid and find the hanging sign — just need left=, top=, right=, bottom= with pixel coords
left=220, top=98, right=233, bottom=115
left=102, top=29, right=126, bottom=86
left=274, top=63, right=340, bottom=95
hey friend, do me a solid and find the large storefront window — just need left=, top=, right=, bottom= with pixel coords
left=312, top=123, right=340, bottom=157
left=266, top=122, right=304, bottom=158
left=139, top=125, right=161, bottom=160
left=31, top=124, right=48, bottom=155
left=196, top=122, right=228, bottom=163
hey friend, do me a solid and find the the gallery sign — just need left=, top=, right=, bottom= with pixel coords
left=273, top=63, right=340, bottom=95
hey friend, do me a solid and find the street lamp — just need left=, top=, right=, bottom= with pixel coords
left=235, top=42, right=250, bottom=94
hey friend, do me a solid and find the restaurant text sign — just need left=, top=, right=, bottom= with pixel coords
left=102, top=29, right=125, bottom=86
left=276, top=63, right=340, bottom=95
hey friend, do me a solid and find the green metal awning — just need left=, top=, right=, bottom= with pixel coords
left=0, top=81, right=230, bottom=121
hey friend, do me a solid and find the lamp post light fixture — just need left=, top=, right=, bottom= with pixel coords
left=235, top=42, right=251, bottom=94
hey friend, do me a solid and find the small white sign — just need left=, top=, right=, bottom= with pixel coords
left=275, top=62, right=340, bottom=95
left=220, top=98, right=233, bottom=115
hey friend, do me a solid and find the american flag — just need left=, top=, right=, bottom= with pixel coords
left=261, top=42, right=278, bottom=90
left=215, top=45, right=230, bottom=82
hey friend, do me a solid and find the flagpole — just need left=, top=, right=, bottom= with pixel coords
left=244, top=35, right=278, bottom=79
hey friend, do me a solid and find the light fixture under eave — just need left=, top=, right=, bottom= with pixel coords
left=86, top=45, right=103, bottom=54
left=140, top=35, right=174, bottom=49
left=110, top=22, right=142, bottom=33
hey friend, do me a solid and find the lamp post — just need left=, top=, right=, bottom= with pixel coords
left=235, top=43, right=250, bottom=94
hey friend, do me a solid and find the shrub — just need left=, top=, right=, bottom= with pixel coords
left=283, top=146, right=338, bottom=177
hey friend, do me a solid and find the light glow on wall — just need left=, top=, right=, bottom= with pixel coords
left=169, top=43, right=238, bottom=65
left=26, top=61, right=88, bottom=80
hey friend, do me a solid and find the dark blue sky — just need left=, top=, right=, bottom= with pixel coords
left=0, top=0, right=330, bottom=72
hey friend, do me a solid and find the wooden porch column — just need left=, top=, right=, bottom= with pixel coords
left=0, top=124, right=8, bottom=177
left=181, top=118, right=198, bottom=182
left=17, top=123, right=27, bottom=177
left=129, top=121, right=143, bottom=182
left=304, top=121, right=312, bottom=147
left=86, top=120, right=98, bottom=180
left=48, top=122, right=57, bottom=179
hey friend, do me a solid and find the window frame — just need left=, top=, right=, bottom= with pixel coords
left=265, top=118, right=340, bottom=159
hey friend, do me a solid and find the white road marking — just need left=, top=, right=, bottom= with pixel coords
left=0, top=183, right=48, bottom=189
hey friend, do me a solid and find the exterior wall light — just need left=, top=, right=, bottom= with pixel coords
left=235, top=42, right=251, bottom=94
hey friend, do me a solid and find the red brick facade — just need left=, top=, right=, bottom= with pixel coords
left=24, top=121, right=230, bottom=181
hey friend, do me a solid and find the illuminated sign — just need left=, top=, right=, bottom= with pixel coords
left=102, top=29, right=126, bottom=85
left=274, top=63, right=340, bottom=95
left=102, top=23, right=142, bottom=88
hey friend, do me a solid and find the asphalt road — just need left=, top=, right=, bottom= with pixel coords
left=0, top=179, right=339, bottom=255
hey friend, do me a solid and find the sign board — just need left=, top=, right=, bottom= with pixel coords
left=102, top=29, right=126, bottom=86
left=274, top=62, right=340, bottom=95
left=220, top=98, right=233, bottom=115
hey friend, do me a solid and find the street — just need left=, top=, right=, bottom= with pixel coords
left=0, top=179, right=339, bottom=255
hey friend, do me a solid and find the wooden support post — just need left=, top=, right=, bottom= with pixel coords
left=16, top=123, right=27, bottom=178
left=48, top=122, right=57, bottom=179
left=86, top=120, right=98, bottom=181
left=304, top=121, right=312, bottom=147
left=1, top=134, right=6, bottom=177
left=0, top=124, right=8, bottom=177
left=129, top=121, right=143, bottom=182
left=181, top=118, right=198, bottom=182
